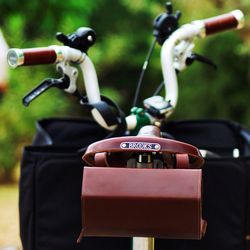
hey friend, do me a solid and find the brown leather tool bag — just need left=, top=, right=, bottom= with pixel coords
left=80, top=126, right=206, bottom=240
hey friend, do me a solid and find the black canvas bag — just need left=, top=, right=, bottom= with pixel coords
left=20, top=118, right=250, bottom=250
left=19, top=118, right=131, bottom=250
left=156, top=120, right=250, bottom=250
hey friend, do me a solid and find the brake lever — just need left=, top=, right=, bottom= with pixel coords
left=22, top=75, right=69, bottom=106
left=186, top=53, right=217, bottom=70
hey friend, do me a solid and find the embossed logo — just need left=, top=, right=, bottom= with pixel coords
left=120, top=142, right=161, bottom=151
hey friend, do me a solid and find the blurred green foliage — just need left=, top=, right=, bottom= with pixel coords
left=0, top=0, right=249, bottom=179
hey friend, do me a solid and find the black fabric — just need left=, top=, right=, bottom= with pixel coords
left=246, top=158, right=250, bottom=250
left=158, top=120, right=250, bottom=250
left=155, top=158, right=247, bottom=250
left=163, top=120, right=249, bottom=156
left=32, top=118, right=109, bottom=146
left=20, top=118, right=250, bottom=250
left=19, top=118, right=131, bottom=250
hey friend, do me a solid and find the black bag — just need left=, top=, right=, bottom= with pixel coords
left=20, top=118, right=250, bottom=250
left=156, top=120, right=250, bottom=250
left=19, top=118, right=131, bottom=250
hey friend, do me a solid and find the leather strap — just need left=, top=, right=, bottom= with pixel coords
left=94, top=152, right=109, bottom=167
left=83, top=136, right=204, bottom=169
left=176, top=154, right=189, bottom=169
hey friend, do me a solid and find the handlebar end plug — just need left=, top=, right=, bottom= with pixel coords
left=7, top=49, right=24, bottom=68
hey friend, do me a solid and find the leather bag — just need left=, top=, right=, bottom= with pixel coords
left=80, top=126, right=206, bottom=240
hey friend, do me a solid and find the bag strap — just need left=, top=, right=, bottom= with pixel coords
left=94, top=152, right=109, bottom=166
left=83, top=136, right=204, bottom=169
left=78, top=95, right=127, bottom=154
left=81, top=95, right=127, bottom=130
left=94, top=152, right=192, bottom=169
left=176, top=154, right=189, bottom=169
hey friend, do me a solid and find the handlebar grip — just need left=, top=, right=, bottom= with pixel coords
left=7, top=47, right=58, bottom=68
left=202, top=10, right=244, bottom=36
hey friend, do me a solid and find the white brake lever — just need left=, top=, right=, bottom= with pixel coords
left=56, top=61, right=78, bottom=94
left=174, top=40, right=194, bottom=71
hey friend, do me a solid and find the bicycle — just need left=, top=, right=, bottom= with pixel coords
left=7, top=3, right=247, bottom=250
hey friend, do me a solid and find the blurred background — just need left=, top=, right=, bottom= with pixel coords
left=0, top=0, right=249, bottom=248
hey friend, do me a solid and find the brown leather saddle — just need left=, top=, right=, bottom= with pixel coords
left=79, top=125, right=206, bottom=241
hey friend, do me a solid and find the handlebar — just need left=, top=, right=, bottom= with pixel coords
left=7, top=45, right=120, bottom=130
left=7, top=46, right=85, bottom=68
left=7, top=48, right=58, bottom=67
left=199, top=10, right=244, bottom=37
left=161, top=10, right=244, bottom=114
left=7, top=45, right=101, bottom=102
left=7, top=9, right=245, bottom=133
